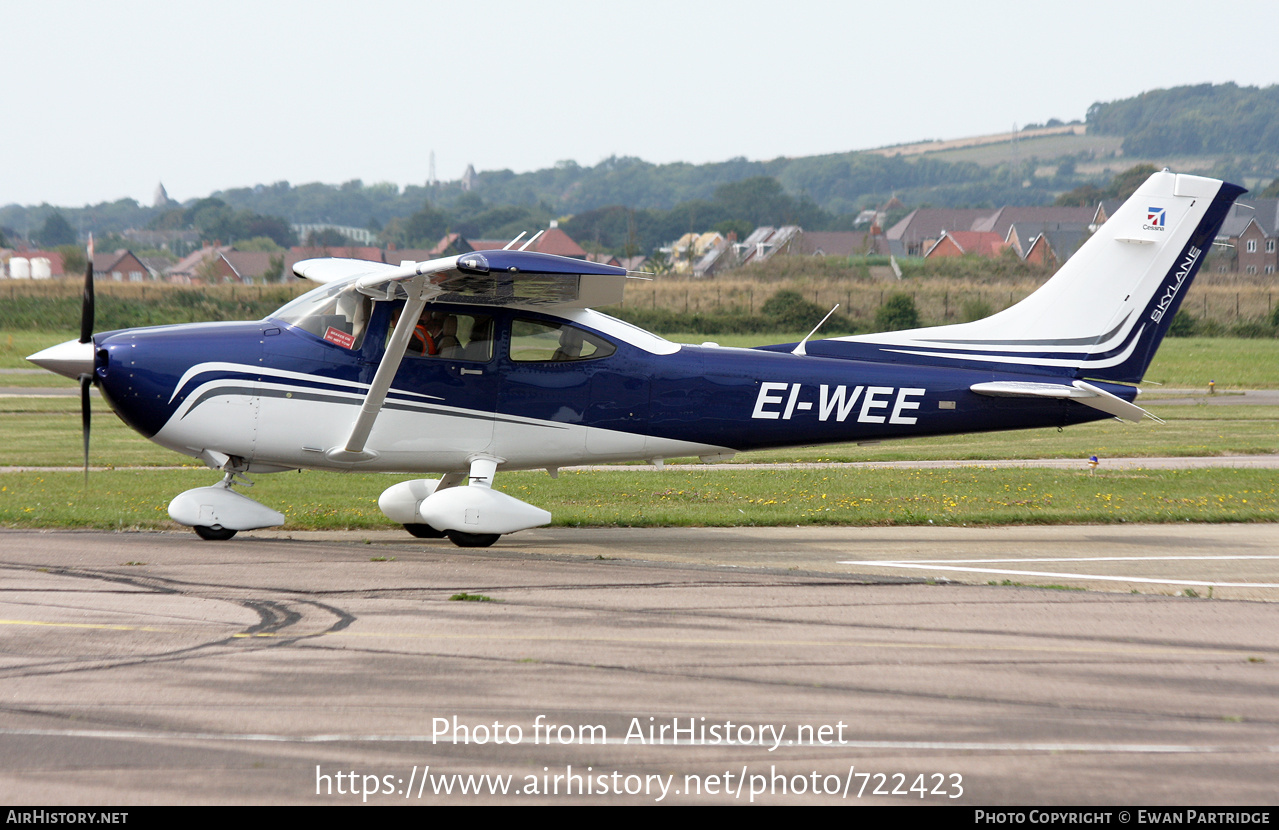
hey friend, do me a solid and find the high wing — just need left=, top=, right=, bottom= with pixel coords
left=291, top=249, right=637, bottom=461
left=293, top=249, right=632, bottom=309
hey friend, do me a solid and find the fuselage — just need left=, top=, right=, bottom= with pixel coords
left=91, top=296, right=1125, bottom=475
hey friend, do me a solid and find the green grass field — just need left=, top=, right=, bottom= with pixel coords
left=2, top=466, right=1275, bottom=532
left=0, top=331, right=77, bottom=368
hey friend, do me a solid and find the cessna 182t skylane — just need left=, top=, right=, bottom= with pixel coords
left=28, top=170, right=1244, bottom=546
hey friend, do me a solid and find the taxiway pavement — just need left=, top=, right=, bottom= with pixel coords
left=0, top=526, right=1276, bottom=805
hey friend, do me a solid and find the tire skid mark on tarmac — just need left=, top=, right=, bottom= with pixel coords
left=363, top=578, right=1279, bottom=661
left=276, top=591, right=1279, bottom=732
left=4, top=559, right=1267, bottom=672
left=0, top=561, right=356, bottom=680
left=2, top=550, right=1274, bottom=737
left=291, top=636, right=1279, bottom=730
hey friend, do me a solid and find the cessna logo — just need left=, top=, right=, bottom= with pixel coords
left=752, top=382, right=925, bottom=424
left=1144, top=206, right=1167, bottom=231
left=1150, top=245, right=1201, bottom=323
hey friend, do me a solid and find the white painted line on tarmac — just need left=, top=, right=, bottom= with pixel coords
left=838, top=556, right=1279, bottom=588
left=867, top=555, right=1279, bottom=564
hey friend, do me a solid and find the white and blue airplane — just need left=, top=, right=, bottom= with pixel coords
left=29, top=170, right=1244, bottom=546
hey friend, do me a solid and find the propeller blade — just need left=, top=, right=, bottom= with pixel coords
left=80, top=374, right=92, bottom=486
left=80, top=260, right=94, bottom=344
left=78, top=241, right=95, bottom=485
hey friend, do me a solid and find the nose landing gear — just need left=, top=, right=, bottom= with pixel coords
left=169, top=469, right=285, bottom=541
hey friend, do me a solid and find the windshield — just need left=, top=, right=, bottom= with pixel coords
left=272, top=282, right=372, bottom=350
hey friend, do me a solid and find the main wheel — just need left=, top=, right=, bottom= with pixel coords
left=193, top=525, right=237, bottom=541
left=404, top=523, right=446, bottom=539
left=445, top=530, right=500, bottom=548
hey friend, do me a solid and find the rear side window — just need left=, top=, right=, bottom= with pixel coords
left=510, top=319, right=615, bottom=362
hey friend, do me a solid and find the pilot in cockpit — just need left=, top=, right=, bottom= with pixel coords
left=391, top=307, right=445, bottom=356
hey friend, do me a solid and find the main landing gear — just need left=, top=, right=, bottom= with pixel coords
left=403, top=523, right=446, bottom=539
left=402, top=524, right=498, bottom=547
left=444, top=531, right=502, bottom=548
left=379, top=455, right=551, bottom=548
left=402, top=522, right=498, bottom=547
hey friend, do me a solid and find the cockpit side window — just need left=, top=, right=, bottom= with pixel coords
left=510, top=318, right=615, bottom=363
left=391, top=306, right=495, bottom=362
left=272, top=282, right=372, bottom=350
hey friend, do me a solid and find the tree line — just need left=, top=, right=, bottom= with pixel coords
left=1087, top=83, right=1279, bottom=157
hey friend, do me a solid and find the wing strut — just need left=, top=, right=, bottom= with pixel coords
left=326, top=275, right=432, bottom=462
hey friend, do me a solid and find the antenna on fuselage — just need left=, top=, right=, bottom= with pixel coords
left=502, top=231, right=527, bottom=250
left=792, top=304, right=840, bottom=356
left=518, top=230, right=544, bottom=251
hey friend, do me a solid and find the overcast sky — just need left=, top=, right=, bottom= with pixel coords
left=6, top=0, right=1278, bottom=208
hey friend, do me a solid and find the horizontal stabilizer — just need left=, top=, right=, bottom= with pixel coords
left=970, top=380, right=1161, bottom=424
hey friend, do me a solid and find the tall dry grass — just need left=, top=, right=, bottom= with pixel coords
left=619, top=257, right=1279, bottom=329
left=3, top=258, right=1276, bottom=331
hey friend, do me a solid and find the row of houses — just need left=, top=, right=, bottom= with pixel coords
left=0, top=224, right=636, bottom=283
left=6, top=199, right=1278, bottom=282
left=888, top=199, right=1279, bottom=274
left=677, top=197, right=1279, bottom=277
left=663, top=200, right=1107, bottom=276
left=0, top=249, right=159, bottom=281
left=667, top=226, right=894, bottom=277
left=887, top=204, right=1105, bottom=267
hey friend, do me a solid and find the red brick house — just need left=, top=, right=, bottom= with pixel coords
left=1213, top=199, right=1278, bottom=275
left=924, top=231, right=1008, bottom=258
left=94, top=250, right=150, bottom=281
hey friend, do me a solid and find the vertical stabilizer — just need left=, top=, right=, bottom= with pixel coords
left=829, top=171, right=1246, bottom=383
